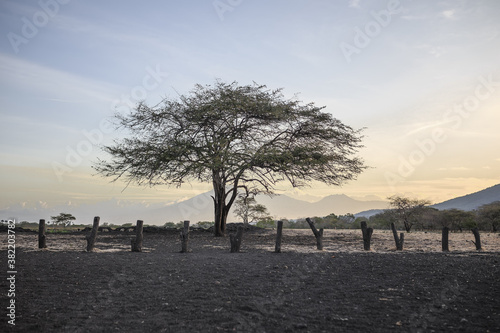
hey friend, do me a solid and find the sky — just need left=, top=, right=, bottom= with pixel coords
left=1, top=0, right=500, bottom=213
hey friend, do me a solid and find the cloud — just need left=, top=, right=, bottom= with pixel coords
left=429, top=46, right=445, bottom=58
left=0, top=54, right=121, bottom=103
left=438, top=167, right=470, bottom=171
left=401, top=15, right=429, bottom=21
left=348, top=0, right=360, bottom=8
left=442, top=10, right=455, bottom=19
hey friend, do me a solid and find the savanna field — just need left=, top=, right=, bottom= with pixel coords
left=2, top=227, right=499, bottom=332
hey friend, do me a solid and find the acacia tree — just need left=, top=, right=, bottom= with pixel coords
left=50, top=213, right=76, bottom=231
left=94, top=81, right=366, bottom=236
left=440, top=208, right=476, bottom=232
left=233, top=193, right=271, bottom=227
left=477, top=201, right=500, bottom=232
left=388, top=195, right=431, bottom=232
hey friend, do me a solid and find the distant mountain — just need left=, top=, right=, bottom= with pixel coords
left=432, top=184, right=500, bottom=211
left=354, top=209, right=385, bottom=218
left=1, top=192, right=389, bottom=225
left=7, top=184, right=497, bottom=225
left=256, top=194, right=388, bottom=219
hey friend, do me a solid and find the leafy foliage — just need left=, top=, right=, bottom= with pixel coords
left=234, top=194, right=271, bottom=225
left=477, top=201, right=500, bottom=232
left=95, top=81, right=366, bottom=236
left=50, top=213, right=76, bottom=230
left=387, top=195, right=431, bottom=232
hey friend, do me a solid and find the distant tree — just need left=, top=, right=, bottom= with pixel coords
left=369, top=210, right=396, bottom=229
left=233, top=193, right=271, bottom=226
left=196, top=221, right=215, bottom=229
left=338, top=213, right=355, bottom=225
left=50, top=213, right=76, bottom=231
left=477, top=201, right=500, bottom=232
left=439, top=209, right=476, bottom=232
left=256, top=217, right=276, bottom=229
left=324, top=213, right=340, bottom=228
left=94, top=81, right=366, bottom=236
left=417, top=207, right=441, bottom=230
left=388, top=195, right=431, bottom=232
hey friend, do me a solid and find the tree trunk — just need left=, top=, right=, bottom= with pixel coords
left=180, top=220, right=190, bottom=253
left=306, top=218, right=324, bottom=250
left=131, top=220, right=144, bottom=252
left=275, top=220, right=284, bottom=253
left=214, top=203, right=230, bottom=237
left=442, top=227, right=449, bottom=252
left=360, top=221, right=373, bottom=251
left=471, top=228, right=482, bottom=251
left=403, top=218, right=412, bottom=233
left=391, top=222, right=404, bottom=250
left=213, top=184, right=229, bottom=237
left=38, top=219, right=47, bottom=249
left=86, top=216, right=100, bottom=252
left=230, top=226, right=244, bottom=253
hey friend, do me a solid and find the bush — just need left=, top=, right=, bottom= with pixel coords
left=196, top=221, right=215, bottom=229
left=256, top=218, right=276, bottom=229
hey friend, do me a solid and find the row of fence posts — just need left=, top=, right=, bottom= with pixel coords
left=304, top=218, right=482, bottom=252
left=360, top=221, right=482, bottom=252
left=36, top=217, right=483, bottom=253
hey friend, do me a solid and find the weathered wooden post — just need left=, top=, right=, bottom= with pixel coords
left=38, top=219, right=47, bottom=249
left=442, top=227, right=449, bottom=252
left=86, top=216, right=100, bottom=252
left=391, top=222, right=404, bottom=251
left=275, top=220, right=284, bottom=253
left=131, top=220, right=144, bottom=252
left=230, top=226, right=244, bottom=253
left=360, top=221, right=373, bottom=251
left=306, top=217, right=324, bottom=250
left=471, top=228, right=482, bottom=251
left=180, top=220, right=190, bottom=253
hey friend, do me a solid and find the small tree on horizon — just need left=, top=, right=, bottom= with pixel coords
left=50, top=213, right=76, bottom=231
left=388, top=195, right=431, bottom=232
left=233, top=193, right=271, bottom=226
left=94, top=81, right=366, bottom=236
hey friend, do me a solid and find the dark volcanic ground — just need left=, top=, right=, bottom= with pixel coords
left=1, top=229, right=500, bottom=332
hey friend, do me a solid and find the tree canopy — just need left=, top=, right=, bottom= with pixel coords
left=233, top=194, right=271, bottom=226
left=50, top=212, right=76, bottom=230
left=477, top=201, right=500, bottom=232
left=94, top=81, right=366, bottom=236
left=388, top=195, right=431, bottom=232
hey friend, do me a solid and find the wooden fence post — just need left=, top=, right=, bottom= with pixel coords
left=306, top=218, right=324, bottom=250
left=391, top=222, right=404, bottom=251
left=131, top=220, right=144, bottom=252
left=38, top=219, right=47, bottom=249
left=442, top=227, right=449, bottom=252
left=230, top=226, right=244, bottom=253
left=86, top=216, right=100, bottom=252
left=275, top=220, right=284, bottom=253
left=471, top=228, right=482, bottom=251
left=360, top=221, right=373, bottom=251
left=180, top=220, right=190, bottom=253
